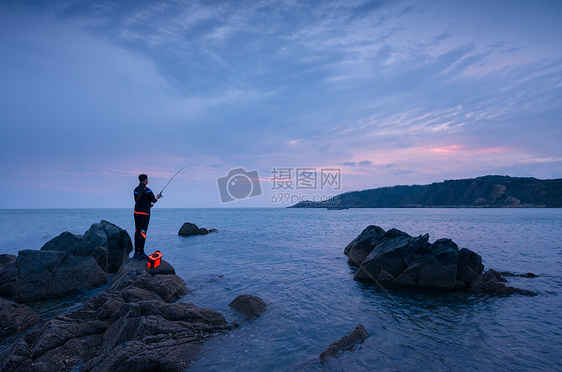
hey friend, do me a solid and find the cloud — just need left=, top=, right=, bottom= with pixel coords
left=1, top=0, right=561, bottom=207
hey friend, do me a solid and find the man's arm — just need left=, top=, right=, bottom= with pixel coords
left=147, top=189, right=161, bottom=203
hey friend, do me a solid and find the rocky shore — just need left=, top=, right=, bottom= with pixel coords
left=0, top=221, right=245, bottom=372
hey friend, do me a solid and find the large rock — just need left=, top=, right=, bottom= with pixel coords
left=354, top=229, right=412, bottom=283
left=0, top=298, right=41, bottom=339
left=39, top=221, right=132, bottom=273
left=178, top=222, right=217, bottom=237
left=346, top=225, right=533, bottom=294
left=76, top=220, right=133, bottom=273
left=228, top=294, right=266, bottom=317
left=109, top=263, right=188, bottom=303
left=82, top=301, right=227, bottom=372
left=319, top=324, right=369, bottom=364
left=0, top=259, right=228, bottom=372
left=13, top=250, right=107, bottom=303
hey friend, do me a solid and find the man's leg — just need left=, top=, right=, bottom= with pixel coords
left=137, top=214, right=150, bottom=257
left=134, top=213, right=142, bottom=257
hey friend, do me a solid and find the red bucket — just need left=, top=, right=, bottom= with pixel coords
left=147, top=250, right=162, bottom=269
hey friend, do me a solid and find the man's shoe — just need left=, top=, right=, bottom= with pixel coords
left=137, top=253, right=148, bottom=260
left=132, top=252, right=140, bottom=259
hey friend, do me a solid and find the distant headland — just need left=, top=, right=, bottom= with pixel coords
left=290, top=175, right=562, bottom=208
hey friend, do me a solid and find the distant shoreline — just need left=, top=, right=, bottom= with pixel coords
left=290, top=175, right=562, bottom=209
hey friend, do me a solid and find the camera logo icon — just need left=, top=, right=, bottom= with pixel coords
left=217, top=168, right=263, bottom=203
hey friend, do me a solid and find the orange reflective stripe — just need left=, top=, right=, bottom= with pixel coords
left=134, top=211, right=150, bottom=216
left=140, top=231, right=147, bottom=239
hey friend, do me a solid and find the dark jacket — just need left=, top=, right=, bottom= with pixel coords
left=134, top=183, right=158, bottom=214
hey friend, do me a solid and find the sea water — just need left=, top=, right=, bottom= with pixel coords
left=0, top=208, right=561, bottom=371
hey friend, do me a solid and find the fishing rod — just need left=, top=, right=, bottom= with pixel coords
left=158, top=165, right=192, bottom=197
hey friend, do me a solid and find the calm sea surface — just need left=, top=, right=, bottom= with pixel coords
left=0, top=208, right=561, bottom=371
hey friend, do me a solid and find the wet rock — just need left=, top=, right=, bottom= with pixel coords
left=178, top=222, right=199, bottom=236
left=229, top=294, right=266, bottom=317
left=97, top=301, right=226, bottom=354
left=0, top=259, right=227, bottom=372
left=345, top=225, right=534, bottom=294
left=469, top=269, right=537, bottom=296
left=178, top=222, right=217, bottom=237
left=13, top=250, right=107, bottom=303
left=499, top=271, right=539, bottom=278
left=320, top=324, right=369, bottom=364
left=0, top=298, right=41, bottom=339
left=344, top=225, right=386, bottom=267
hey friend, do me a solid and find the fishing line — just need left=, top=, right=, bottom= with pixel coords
left=158, top=165, right=192, bottom=197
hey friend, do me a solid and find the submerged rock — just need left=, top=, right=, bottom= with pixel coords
left=469, top=269, right=537, bottom=295
left=178, top=222, right=217, bottom=237
left=345, top=225, right=534, bottom=295
left=229, top=294, right=266, bottom=317
left=320, top=324, right=369, bottom=364
left=499, top=271, right=539, bottom=278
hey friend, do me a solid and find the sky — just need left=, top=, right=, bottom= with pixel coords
left=1, top=0, right=561, bottom=208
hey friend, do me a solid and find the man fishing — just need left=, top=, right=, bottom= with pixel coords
left=133, top=174, right=161, bottom=260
